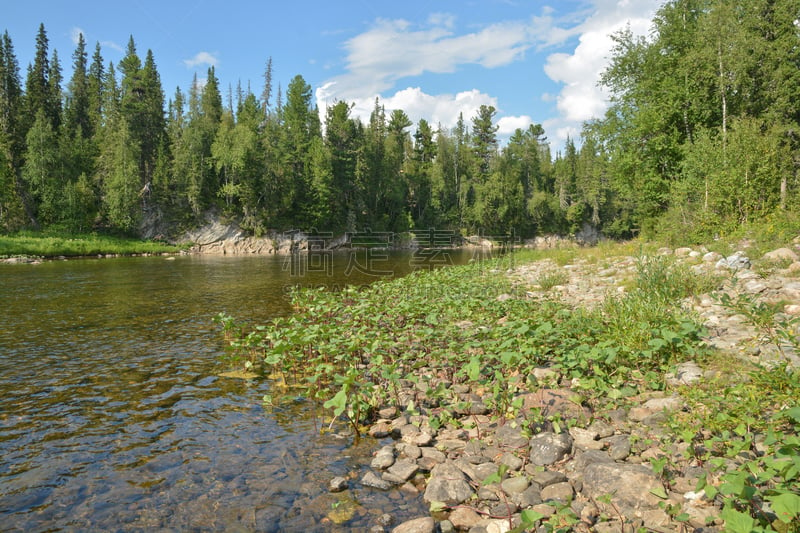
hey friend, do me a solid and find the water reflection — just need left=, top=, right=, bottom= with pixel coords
left=0, top=251, right=477, bottom=531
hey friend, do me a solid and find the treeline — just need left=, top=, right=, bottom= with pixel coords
left=1, top=0, right=798, bottom=242
left=0, top=24, right=559, bottom=239
left=587, top=0, right=800, bottom=241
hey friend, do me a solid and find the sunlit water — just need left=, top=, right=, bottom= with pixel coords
left=0, top=250, right=478, bottom=531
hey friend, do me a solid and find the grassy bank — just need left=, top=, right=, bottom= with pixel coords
left=219, top=242, right=800, bottom=531
left=0, top=231, right=184, bottom=258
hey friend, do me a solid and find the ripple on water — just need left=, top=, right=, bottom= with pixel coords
left=0, top=256, right=434, bottom=530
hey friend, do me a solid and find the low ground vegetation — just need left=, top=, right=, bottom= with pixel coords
left=0, top=230, right=182, bottom=259
left=219, top=237, right=800, bottom=532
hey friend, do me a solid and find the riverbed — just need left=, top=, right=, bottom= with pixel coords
left=0, top=250, right=478, bottom=531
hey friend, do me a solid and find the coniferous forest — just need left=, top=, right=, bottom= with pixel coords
left=0, top=0, right=798, bottom=242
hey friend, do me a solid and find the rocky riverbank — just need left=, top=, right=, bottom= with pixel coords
left=333, top=242, right=800, bottom=533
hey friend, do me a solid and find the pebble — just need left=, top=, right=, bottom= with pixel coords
left=329, top=476, right=348, bottom=492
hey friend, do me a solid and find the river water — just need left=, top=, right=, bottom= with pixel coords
left=0, top=250, right=479, bottom=532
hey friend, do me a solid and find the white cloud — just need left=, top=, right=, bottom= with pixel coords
left=100, top=40, right=125, bottom=54
left=183, top=51, right=219, bottom=69
left=70, top=27, right=86, bottom=46
left=322, top=16, right=532, bottom=101
left=497, top=115, right=534, bottom=136
left=315, top=2, right=661, bottom=149
left=542, top=0, right=661, bottom=148
left=317, top=85, right=498, bottom=133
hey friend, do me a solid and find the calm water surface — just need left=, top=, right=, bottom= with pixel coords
left=0, top=251, right=476, bottom=532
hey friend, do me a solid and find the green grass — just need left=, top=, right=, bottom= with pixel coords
left=0, top=231, right=184, bottom=258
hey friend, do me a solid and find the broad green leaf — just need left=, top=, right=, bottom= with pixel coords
left=770, top=492, right=800, bottom=523
left=323, top=389, right=347, bottom=417
left=650, top=486, right=669, bottom=499
left=520, top=509, right=544, bottom=525
left=720, top=507, right=755, bottom=533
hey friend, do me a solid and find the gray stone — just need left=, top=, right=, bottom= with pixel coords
left=716, top=251, right=751, bottom=271
left=477, top=485, right=501, bottom=501
left=582, top=463, right=663, bottom=514
left=387, top=459, right=419, bottom=482
left=703, top=251, right=724, bottom=263
left=489, top=500, right=519, bottom=517
left=420, top=446, right=447, bottom=463
left=667, top=361, right=704, bottom=386
left=763, top=247, right=799, bottom=262
left=498, top=452, right=524, bottom=471
left=423, top=461, right=475, bottom=504
left=529, top=469, right=567, bottom=487
left=588, top=419, right=615, bottom=438
left=571, top=449, right=614, bottom=472
left=456, top=459, right=498, bottom=484
left=448, top=507, right=482, bottom=530
left=500, top=475, right=530, bottom=495
left=569, top=426, right=603, bottom=450
left=495, top=423, right=530, bottom=449
left=642, top=396, right=682, bottom=412
left=402, top=444, right=422, bottom=460
left=391, top=516, right=435, bottom=533
left=362, top=471, right=393, bottom=490
left=439, top=519, right=455, bottom=533
left=329, top=476, right=348, bottom=492
left=743, top=280, right=768, bottom=294
left=606, top=435, right=632, bottom=461
left=541, top=481, right=574, bottom=503
left=529, top=432, right=573, bottom=465
left=403, top=432, right=433, bottom=447
left=514, top=484, right=543, bottom=508
left=453, top=400, right=490, bottom=416
left=372, top=446, right=396, bottom=469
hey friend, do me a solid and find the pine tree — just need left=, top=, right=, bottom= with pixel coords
left=281, top=74, right=320, bottom=222
left=87, top=42, right=104, bottom=132
left=65, top=32, right=91, bottom=138
left=24, top=24, right=57, bottom=131
left=471, top=105, right=498, bottom=182
left=0, top=31, right=26, bottom=229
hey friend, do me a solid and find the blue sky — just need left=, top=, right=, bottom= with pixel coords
left=4, top=0, right=661, bottom=151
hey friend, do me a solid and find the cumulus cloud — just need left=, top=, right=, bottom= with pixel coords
left=542, top=0, right=660, bottom=147
left=316, top=2, right=660, bottom=148
left=317, top=85, right=499, bottom=133
left=497, top=115, right=534, bottom=136
left=183, top=51, right=219, bottom=69
left=320, top=16, right=532, bottom=103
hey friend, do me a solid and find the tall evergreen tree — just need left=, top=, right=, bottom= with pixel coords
left=24, top=24, right=59, bottom=132
left=281, top=74, right=320, bottom=222
left=0, top=32, right=27, bottom=228
left=324, top=100, right=361, bottom=230
left=65, top=32, right=91, bottom=138
left=471, top=104, right=498, bottom=181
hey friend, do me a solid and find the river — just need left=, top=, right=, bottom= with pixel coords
left=0, top=249, right=480, bottom=532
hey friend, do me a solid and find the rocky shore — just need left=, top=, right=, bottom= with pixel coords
left=333, top=242, right=800, bottom=533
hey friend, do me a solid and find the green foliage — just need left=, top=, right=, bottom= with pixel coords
left=0, top=229, right=180, bottom=257
left=716, top=291, right=800, bottom=363
left=3, top=9, right=798, bottom=244
left=218, top=247, right=714, bottom=440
